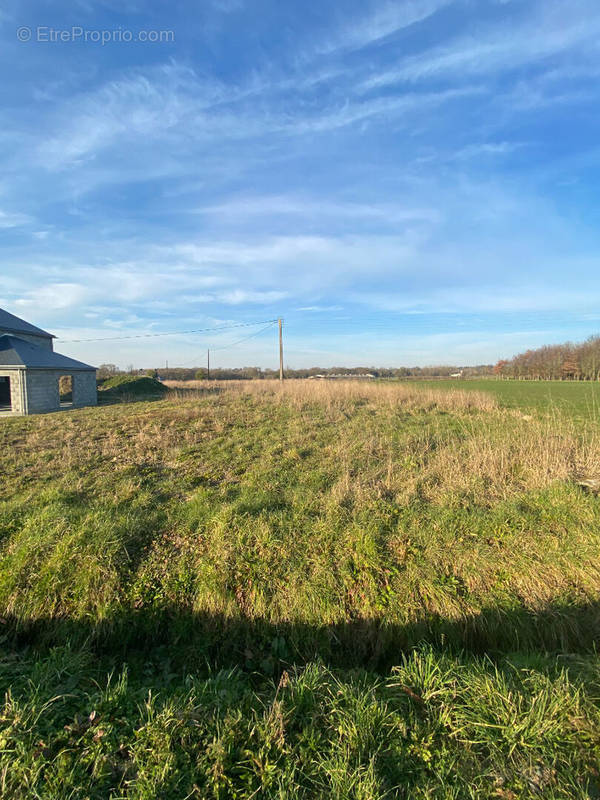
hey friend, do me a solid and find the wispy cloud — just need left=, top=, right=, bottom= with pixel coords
left=317, top=0, right=452, bottom=54
left=0, top=209, right=32, bottom=228
left=37, top=64, right=202, bottom=169
left=360, top=2, right=600, bottom=90
left=297, top=305, right=343, bottom=312
left=33, top=62, right=481, bottom=176
left=194, top=195, right=440, bottom=225
left=452, top=141, right=529, bottom=160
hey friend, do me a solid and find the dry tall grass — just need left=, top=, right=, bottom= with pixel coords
left=165, top=378, right=498, bottom=412
left=161, top=379, right=598, bottom=502
left=3, top=380, right=597, bottom=508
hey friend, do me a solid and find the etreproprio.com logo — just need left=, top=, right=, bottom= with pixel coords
left=17, top=26, right=175, bottom=44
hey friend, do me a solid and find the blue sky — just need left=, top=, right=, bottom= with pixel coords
left=1, top=0, right=600, bottom=368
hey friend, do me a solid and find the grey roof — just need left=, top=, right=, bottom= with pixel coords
left=0, top=308, right=54, bottom=339
left=0, top=335, right=96, bottom=371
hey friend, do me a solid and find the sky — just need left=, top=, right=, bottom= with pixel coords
left=1, top=0, right=600, bottom=369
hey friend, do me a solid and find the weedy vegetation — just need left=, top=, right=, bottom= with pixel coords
left=1, top=380, right=599, bottom=798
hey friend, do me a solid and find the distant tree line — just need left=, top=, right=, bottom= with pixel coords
left=493, top=335, right=600, bottom=380
left=97, top=363, right=493, bottom=381
left=96, top=334, right=600, bottom=384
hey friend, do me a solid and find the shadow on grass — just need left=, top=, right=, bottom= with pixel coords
left=4, top=597, right=599, bottom=674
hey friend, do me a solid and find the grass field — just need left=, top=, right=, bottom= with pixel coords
left=1, top=380, right=600, bottom=798
left=407, top=378, right=600, bottom=422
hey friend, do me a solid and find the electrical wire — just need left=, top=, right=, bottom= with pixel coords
left=172, top=320, right=278, bottom=367
left=211, top=321, right=278, bottom=351
left=57, top=319, right=279, bottom=343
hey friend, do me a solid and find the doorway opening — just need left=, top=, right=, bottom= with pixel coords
left=59, top=374, right=74, bottom=409
left=0, top=376, right=11, bottom=411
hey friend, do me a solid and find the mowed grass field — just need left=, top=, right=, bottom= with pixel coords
left=1, top=380, right=600, bottom=798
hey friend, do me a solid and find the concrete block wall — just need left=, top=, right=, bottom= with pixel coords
left=73, top=371, right=98, bottom=407
left=24, top=370, right=61, bottom=414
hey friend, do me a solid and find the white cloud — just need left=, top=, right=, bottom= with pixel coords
left=218, top=289, right=288, bottom=304
left=13, top=282, right=91, bottom=312
left=194, top=195, right=440, bottom=224
left=452, top=141, right=528, bottom=160
left=290, top=87, right=483, bottom=134
left=360, top=2, right=600, bottom=90
left=35, top=69, right=481, bottom=176
left=37, top=66, right=198, bottom=169
left=317, top=0, right=452, bottom=54
left=297, top=305, right=343, bottom=312
left=0, top=209, right=32, bottom=228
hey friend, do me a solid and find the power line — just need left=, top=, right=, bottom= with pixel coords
left=211, top=321, right=278, bottom=351
left=57, top=319, right=278, bottom=343
left=172, top=320, right=279, bottom=367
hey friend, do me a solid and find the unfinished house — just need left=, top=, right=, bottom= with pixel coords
left=0, top=308, right=97, bottom=415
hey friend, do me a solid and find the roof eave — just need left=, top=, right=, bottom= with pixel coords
left=24, top=365, right=96, bottom=371
left=1, top=326, right=55, bottom=339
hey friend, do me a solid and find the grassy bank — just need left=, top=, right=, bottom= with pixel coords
left=1, top=381, right=599, bottom=797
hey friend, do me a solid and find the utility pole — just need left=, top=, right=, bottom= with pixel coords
left=278, top=318, right=284, bottom=382
left=207, top=349, right=210, bottom=381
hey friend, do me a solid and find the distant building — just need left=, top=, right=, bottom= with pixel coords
left=0, top=308, right=97, bottom=415
left=307, top=373, right=375, bottom=380
left=329, top=373, right=375, bottom=379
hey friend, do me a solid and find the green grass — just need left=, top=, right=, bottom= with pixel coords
left=407, top=378, right=600, bottom=422
left=99, top=375, right=168, bottom=401
left=2, top=644, right=598, bottom=799
left=1, top=381, right=599, bottom=797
